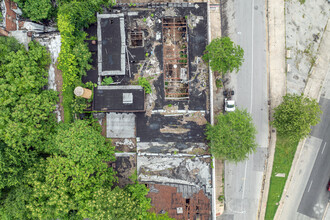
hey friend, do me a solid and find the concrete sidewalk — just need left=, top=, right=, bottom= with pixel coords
left=208, top=0, right=225, bottom=217
left=275, top=18, right=330, bottom=220
left=258, top=0, right=286, bottom=219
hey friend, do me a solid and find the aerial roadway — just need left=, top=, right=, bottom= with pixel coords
left=219, top=0, right=269, bottom=219
left=277, top=74, right=330, bottom=220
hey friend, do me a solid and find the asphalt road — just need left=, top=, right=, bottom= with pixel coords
left=297, top=97, right=330, bottom=219
left=220, top=0, right=269, bottom=219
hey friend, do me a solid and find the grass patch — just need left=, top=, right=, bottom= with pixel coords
left=298, top=0, right=305, bottom=4
left=265, top=135, right=299, bottom=219
left=62, top=86, right=74, bottom=123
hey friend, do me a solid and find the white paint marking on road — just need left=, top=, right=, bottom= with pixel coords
left=307, top=180, right=313, bottom=192
left=249, top=0, right=255, bottom=114
left=321, top=142, right=327, bottom=154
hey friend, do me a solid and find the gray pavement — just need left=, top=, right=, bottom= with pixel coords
left=297, top=97, right=330, bottom=219
left=276, top=98, right=330, bottom=220
left=275, top=18, right=330, bottom=220
left=220, top=0, right=269, bottom=219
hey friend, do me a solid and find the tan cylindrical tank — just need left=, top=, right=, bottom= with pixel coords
left=74, top=86, right=92, bottom=99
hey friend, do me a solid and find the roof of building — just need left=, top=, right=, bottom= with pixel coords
left=106, top=112, right=136, bottom=138
left=97, top=13, right=126, bottom=77
left=147, top=184, right=211, bottom=220
left=137, top=155, right=212, bottom=198
left=93, top=85, right=145, bottom=112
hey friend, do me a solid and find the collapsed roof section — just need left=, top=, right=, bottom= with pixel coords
left=162, top=17, right=189, bottom=100
left=137, top=155, right=212, bottom=197
left=137, top=154, right=212, bottom=219
left=97, top=13, right=126, bottom=80
left=147, top=184, right=211, bottom=220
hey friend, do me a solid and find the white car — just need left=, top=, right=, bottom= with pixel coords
left=225, top=98, right=235, bottom=112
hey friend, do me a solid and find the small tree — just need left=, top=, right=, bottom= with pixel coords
left=206, top=109, right=257, bottom=162
left=272, top=94, right=322, bottom=140
left=203, top=37, right=244, bottom=75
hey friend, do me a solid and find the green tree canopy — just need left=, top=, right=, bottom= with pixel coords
left=28, top=120, right=116, bottom=219
left=0, top=38, right=58, bottom=190
left=272, top=94, right=322, bottom=140
left=88, top=184, right=150, bottom=219
left=0, top=36, right=24, bottom=62
left=22, top=0, right=53, bottom=22
left=206, top=109, right=257, bottom=162
left=203, top=37, right=244, bottom=75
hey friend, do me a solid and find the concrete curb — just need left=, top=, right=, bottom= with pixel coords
left=258, top=130, right=276, bottom=220
left=207, top=1, right=216, bottom=219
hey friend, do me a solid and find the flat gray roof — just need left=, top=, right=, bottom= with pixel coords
left=97, top=13, right=126, bottom=80
left=106, top=112, right=136, bottom=138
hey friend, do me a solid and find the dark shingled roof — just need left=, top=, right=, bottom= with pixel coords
left=93, top=86, right=145, bottom=112
left=101, top=17, right=121, bottom=71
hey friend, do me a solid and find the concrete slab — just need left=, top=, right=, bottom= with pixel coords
left=285, top=0, right=330, bottom=95
left=106, top=112, right=136, bottom=138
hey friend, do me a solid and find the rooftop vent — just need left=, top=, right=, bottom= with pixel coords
left=123, top=93, right=133, bottom=104
left=176, top=207, right=183, bottom=214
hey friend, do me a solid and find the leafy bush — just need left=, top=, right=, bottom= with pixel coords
left=57, top=1, right=98, bottom=122
left=71, top=96, right=88, bottom=114
left=23, top=0, right=52, bottom=22
left=0, top=37, right=24, bottom=62
left=101, top=76, right=114, bottom=85
left=216, top=79, right=223, bottom=88
left=218, top=195, right=225, bottom=202
left=138, top=77, right=152, bottom=94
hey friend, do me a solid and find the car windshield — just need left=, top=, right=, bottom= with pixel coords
left=227, top=104, right=234, bottom=108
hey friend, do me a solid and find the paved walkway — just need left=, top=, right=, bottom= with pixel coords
left=258, top=0, right=286, bottom=219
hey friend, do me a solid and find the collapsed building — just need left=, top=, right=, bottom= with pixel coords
left=82, top=2, right=212, bottom=219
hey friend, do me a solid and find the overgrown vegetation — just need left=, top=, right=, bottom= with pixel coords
left=298, top=0, right=306, bottom=4
left=138, top=77, right=152, bottom=94
left=57, top=1, right=96, bottom=122
left=203, top=37, right=244, bottom=75
left=13, top=0, right=53, bottom=22
left=0, top=7, right=2, bottom=23
left=265, top=135, right=298, bottom=219
left=0, top=35, right=171, bottom=220
left=205, top=109, right=257, bottom=162
left=0, top=37, right=58, bottom=190
left=102, top=76, right=114, bottom=85
left=216, top=79, right=223, bottom=88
